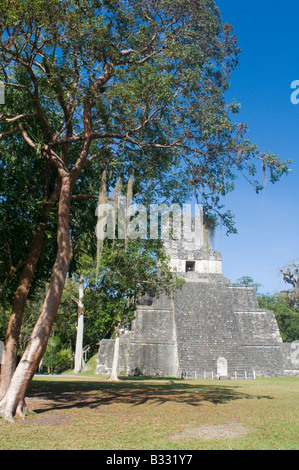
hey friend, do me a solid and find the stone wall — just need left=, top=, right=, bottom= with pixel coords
left=171, top=279, right=285, bottom=378
left=127, top=303, right=179, bottom=377
left=96, top=331, right=131, bottom=375
left=279, top=341, right=299, bottom=376
left=96, top=243, right=299, bottom=378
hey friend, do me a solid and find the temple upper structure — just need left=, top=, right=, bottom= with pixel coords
left=163, top=206, right=223, bottom=278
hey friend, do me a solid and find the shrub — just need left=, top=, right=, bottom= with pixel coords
left=41, top=336, right=72, bottom=374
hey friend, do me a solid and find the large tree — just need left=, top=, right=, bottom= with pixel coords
left=0, top=0, right=289, bottom=421
left=0, top=124, right=60, bottom=400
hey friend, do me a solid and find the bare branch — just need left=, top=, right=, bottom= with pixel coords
left=4, top=81, right=31, bottom=92
left=120, top=48, right=137, bottom=56
left=16, top=121, right=37, bottom=149
left=2, top=113, right=36, bottom=123
left=126, top=107, right=162, bottom=135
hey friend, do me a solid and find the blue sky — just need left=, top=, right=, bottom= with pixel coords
left=212, top=1, right=299, bottom=294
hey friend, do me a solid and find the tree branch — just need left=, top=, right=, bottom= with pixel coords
left=16, top=121, right=37, bottom=149
left=1, top=113, right=36, bottom=123
left=69, top=101, right=93, bottom=187
left=25, top=64, right=53, bottom=140
left=44, top=145, right=69, bottom=175
left=71, top=194, right=115, bottom=202
left=0, top=125, right=18, bottom=140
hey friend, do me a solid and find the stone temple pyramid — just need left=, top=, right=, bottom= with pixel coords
left=96, top=206, right=298, bottom=378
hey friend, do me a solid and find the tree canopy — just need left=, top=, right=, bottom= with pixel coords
left=0, top=0, right=289, bottom=227
left=0, top=0, right=290, bottom=421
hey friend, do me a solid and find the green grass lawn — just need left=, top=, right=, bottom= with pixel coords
left=0, top=375, right=298, bottom=450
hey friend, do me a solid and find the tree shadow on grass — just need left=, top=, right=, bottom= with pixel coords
left=27, top=378, right=274, bottom=415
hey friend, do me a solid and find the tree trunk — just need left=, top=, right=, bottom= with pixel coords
left=0, top=176, right=72, bottom=422
left=110, top=325, right=120, bottom=382
left=0, top=176, right=60, bottom=400
left=74, top=274, right=85, bottom=374
left=0, top=219, right=48, bottom=400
